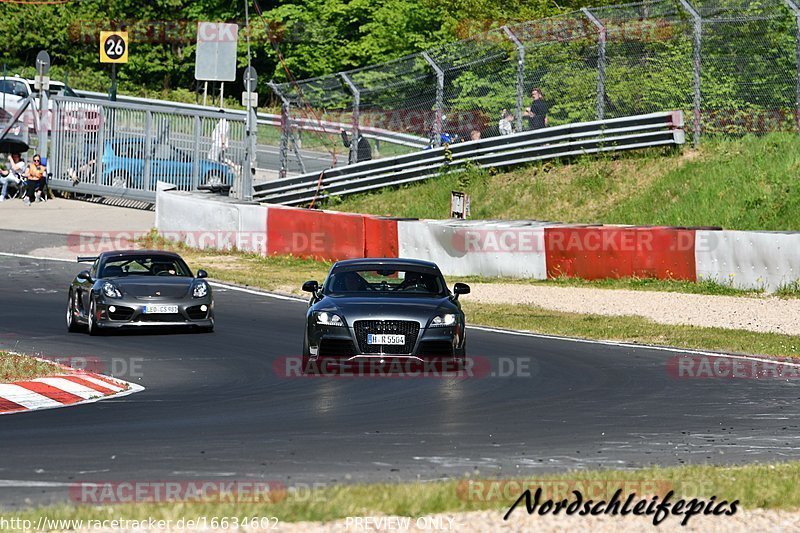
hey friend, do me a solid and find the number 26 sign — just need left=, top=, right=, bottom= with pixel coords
left=100, top=31, right=128, bottom=63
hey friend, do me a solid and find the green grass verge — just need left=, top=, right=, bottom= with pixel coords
left=330, top=134, right=800, bottom=231
left=462, top=302, right=800, bottom=358
left=0, top=351, right=63, bottom=384
left=7, top=462, right=800, bottom=521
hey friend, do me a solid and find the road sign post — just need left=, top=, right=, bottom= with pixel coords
left=35, top=50, right=50, bottom=164
left=100, top=31, right=128, bottom=102
left=242, top=66, right=257, bottom=201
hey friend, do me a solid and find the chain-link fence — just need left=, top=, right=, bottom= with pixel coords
left=270, top=0, right=800, bottom=177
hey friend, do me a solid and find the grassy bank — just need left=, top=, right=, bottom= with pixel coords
left=0, top=351, right=63, bottom=383
left=9, top=462, right=800, bottom=522
left=329, top=134, right=800, bottom=231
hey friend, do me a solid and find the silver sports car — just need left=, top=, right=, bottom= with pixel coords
left=301, top=258, right=469, bottom=373
left=66, top=250, right=214, bottom=335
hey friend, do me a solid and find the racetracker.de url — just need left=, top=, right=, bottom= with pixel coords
left=0, top=515, right=280, bottom=531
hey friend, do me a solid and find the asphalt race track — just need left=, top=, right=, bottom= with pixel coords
left=1, top=230, right=800, bottom=508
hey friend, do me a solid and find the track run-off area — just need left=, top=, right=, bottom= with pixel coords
left=1, top=230, right=799, bottom=508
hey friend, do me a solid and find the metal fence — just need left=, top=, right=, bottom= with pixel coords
left=48, top=96, right=247, bottom=203
left=270, top=0, right=800, bottom=177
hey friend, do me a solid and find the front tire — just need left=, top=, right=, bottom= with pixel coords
left=66, top=291, right=81, bottom=332
left=110, top=171, right=129, bottom=189
left=87, top=297, right=102, bottom=336
left=301, top=336, right=316, bottom=375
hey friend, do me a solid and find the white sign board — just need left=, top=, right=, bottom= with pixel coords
left=194, top=22, right=238, bottom=82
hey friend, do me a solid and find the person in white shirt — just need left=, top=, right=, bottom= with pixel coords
left=498, top=110, right=514, bottom=136
left=208, top=113, right=229, bottom=162
left=0, top=153, right=24, bottom=201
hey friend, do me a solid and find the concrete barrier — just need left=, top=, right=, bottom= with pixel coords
left=155, top=190, right=800, bottom=292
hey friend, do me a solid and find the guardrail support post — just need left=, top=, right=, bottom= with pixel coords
left=582, top=8, right=606, bottom=121
left=422, top=52, right=444, bottom=147
left=192, top=115, right=201, bottom=190
left=269, top=82, right=290, bottom=179
left=678, top=0, right=702, bottom=146
left=340, top=72, right=361, bottom=163
left=143, top=109, right=153, bottom=192
left=502, top=26, right=526, bottom=132
left=785, top=0, right=800, bottom=133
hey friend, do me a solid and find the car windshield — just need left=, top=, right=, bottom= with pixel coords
left=100, top=255, right=192, bottom=278
left=0, top=80, right=27, bottom=98
left=325, top=267, right=446, bottom=296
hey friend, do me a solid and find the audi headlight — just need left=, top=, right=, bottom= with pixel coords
left=193, top=281, right=209, bottom=298
left=315, top=312, right=344, bottom=326
left=102, top=281, right=122, bottom=299
left=431, top=313, right=457, bottom=327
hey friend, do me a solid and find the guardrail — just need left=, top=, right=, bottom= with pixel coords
left=74, top=90, right=428, bottom=149
left=253, top=111, right=685, bottom=206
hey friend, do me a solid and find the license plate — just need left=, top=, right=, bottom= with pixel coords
left=143, top=304, right=179, bottom=314
left=367, top=334, right=405, bottom=345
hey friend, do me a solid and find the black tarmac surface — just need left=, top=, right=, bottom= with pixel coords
left=1, top=230, right=798, bottom=508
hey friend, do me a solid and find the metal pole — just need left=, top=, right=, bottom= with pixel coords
left=502, top=26, right=525, bottom=132
left=785, top=0, right=800, bottom=133
left=679, top=0, right=702, bottom=146
left=37, top=73, right=49, bottom=163
left=422, top=51, right=444, bottom=147
left=340, top=72, right=360, bottom=163
left=143, top=109, right=153, bottom=192
left=269, top=81, right=290, bottom=179
left=241, top=0, right=254, bottom=201
left=582, top=8, right=606, bottom=120
left=192, top=114, right=201, bottom=190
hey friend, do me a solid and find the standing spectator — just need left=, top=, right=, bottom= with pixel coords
left=0, top=153, right=24, bottom=201
left=340, top=129, right=372, bottom=163
left=208, top=112, right=229, bottom=162
left=23, top=153, right=46, bottom=205
left=524, top=88, right=549, bottom=130
left=498, top=109, right=514, bottom=136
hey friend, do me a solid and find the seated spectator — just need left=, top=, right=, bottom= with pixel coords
left=340, top=129, right=372, bottom=163
left=0, top=153, right=24, bottom=201
left=498, top=109, right=514, bottom=136
left=23, top=153, right=46, bottom=205
left=469, top=130, right=481, bottom=141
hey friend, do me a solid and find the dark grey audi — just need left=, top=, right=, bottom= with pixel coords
left=301, top=258, right=469, bottom=372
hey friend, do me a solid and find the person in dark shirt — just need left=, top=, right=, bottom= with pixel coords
left=524, top=88, right=549, bottom=130
left=340, top=129, right=372, bottom=163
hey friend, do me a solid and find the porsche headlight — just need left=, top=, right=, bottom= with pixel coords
left=101, top=281, right=122, bottom=299
left=315, top=312, right=344, bottom=326
left=193, top=281, right=209, bottom=298
left=431, top=313, right=457, bottom=327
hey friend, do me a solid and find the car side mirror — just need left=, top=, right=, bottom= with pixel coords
left=453, top=282, right=470, bottom=298
left=77, top=270, right=93, bottom=282
left=302, top=280, right=319, bottom=293
left=197, top=269, right=208, bottom=279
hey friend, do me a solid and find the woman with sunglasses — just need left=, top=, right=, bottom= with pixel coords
left=23, top=154, right=46, bottom=205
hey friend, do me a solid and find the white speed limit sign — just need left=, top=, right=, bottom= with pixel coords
left=100, top=31, right=128, bottom=63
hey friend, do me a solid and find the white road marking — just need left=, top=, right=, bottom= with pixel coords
left=0, top=480, right=73, bottom=487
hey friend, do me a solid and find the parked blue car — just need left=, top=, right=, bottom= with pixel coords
left=100, top=138, right=233, bottom=191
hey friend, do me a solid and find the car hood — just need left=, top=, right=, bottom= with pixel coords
left=314, top=295, right=458, bottom=323
left=109, top=276, right=194, bottom=299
